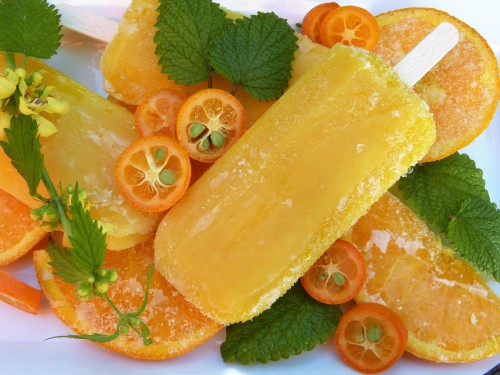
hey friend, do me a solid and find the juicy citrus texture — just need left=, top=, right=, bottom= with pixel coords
left=301, top=2, right=340, bottom=43
left=177, top=88, right=247, bottom=163
left=115, top=136, right=191, bottom=212
left=135, top=89, right=186, bottom=138
left=335, top=302, right=408, bottom=374
left=344, top=193, right=500, bottom=362
left=33, top=238, right=223, bottom=360
left=0, top=269, right=42, bottom=314
left=0, top=188, right=48, bottom=265
left=320, top=6, right=380, bottom=50
left=374, top=8, right=500, bottom=162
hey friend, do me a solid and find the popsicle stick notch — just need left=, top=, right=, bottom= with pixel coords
left=57, top=3, right=119, bottom=43
left=394, top=22, right=460, bottom=87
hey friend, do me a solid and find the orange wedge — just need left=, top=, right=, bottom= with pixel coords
left=0, top=188, right=48, bottom=265
left=0, top=269, right=42, bottom=314
left=33, top=238, right=223, bottom=359
left=344, top=193, right=500, bottom=362
left=374, top=8, right=500, bottom=162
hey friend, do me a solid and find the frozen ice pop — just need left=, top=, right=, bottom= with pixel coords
left=0, top=57, right=162, bottom=250
left=154, top=43, right=437, bottom=324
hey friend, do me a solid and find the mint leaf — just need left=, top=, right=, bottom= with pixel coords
left=0, top=0, right=62, bottom=59
left=398, top=152, right=500, bottom=280
left=0, top=115, right=43, bottom=196
left=399, top=153, right=490, bottom=232
left=220, top=282, right=341, bottom=364
left=46, top=239, right=91, bottom=284
left=210, top=12, right=298, bottom=101
left=448, top=199, right=500, bottom=280
left=154, top=0, right=231, bottom=85
left=68, top=184, right=106, bottom=273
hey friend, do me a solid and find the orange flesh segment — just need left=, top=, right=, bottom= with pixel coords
left=345, top=193, right=500, bottom=362
left=0, top=189, right=48, bottom=265
left=374, top=8, right=500, bottom=162
left=33, top=238, right=222, bottom=360
left=0, top=269, right=42, bottom=314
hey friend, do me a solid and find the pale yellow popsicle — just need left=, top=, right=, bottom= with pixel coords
left=154, top=44, right=436, bottom=324
left=0, top=57, right=162, bottom=250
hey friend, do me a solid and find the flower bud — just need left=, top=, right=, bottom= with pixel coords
left=14, top=67, right=26, bottom=80
left=43, top=96, right=68, bottom=114
left=0, top=75, right=16, bottom=99
left=33, top=114, right=57, bottom=137
left=106, top=269, right=118, bottom=283
left=76, top=284, right=92, bottom=301
left=96, top=281, right=109, bottom=294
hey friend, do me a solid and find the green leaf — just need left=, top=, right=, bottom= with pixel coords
left=210, top=12, right=298, bottom=101
left=398, top=153, right=490, bottom=232
left=447, top=199, right=500, bottom=280
left=0, top=0, right=62, bottom=59
left=154, top=0, right=231, bottom=85
left=0, top=115, right=43, bottom=196
left=67, top=184, right=106, bottom=273
left=46, top=239, right=91, bottom=284
left=220, top=282, right=341, bottom=364
left=47, top=330, right=120, bottom=343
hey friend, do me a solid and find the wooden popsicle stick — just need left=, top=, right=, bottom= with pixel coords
left=394, top=22, right=460, bottom=87
left=56, top=3, right=119, bottom=43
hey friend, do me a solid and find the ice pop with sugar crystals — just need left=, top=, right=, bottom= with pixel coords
left=154, top=26, right=455, bottom=324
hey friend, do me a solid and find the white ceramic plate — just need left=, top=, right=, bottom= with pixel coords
left=1, top=1, right=499, bottom=374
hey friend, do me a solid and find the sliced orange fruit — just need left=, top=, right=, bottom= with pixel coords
left=33, top=237, right=223, bottom=359
left=320, top=6, right=379, bottom=50
left=115, top=136, right=191, bottom=212
left=0, top=269, right=42, bottom=314
left=0, top=188, right=48, bottom=265
left=301, top=2, right=340, bottom=43
left=335, top=302, right=408, bottom=374
left=344, top=192, right=500, bottom=362
left=301, top=239, right=366, bottom=305
left=374, top=8, right=500, bottom=162
left=177, top=88, right=247, bottom=163
left=135, top=89, right=186, bottom=138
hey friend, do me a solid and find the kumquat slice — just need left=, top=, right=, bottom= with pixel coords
left=301, top=239, right=366, bottom=305
left=115, top=136, right=191, bottom=212
left=301, top=2, right=340, bottom=43
left=135, top=89, right=186, bottom=138
left=177, top=88, right=247, bottom=163
left=320, top=5, right=380, bottom=50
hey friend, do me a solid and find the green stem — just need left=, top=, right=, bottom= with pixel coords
left=104, top=293, right=124, bottom=317
left=4, top=52, right=16, bottom=71
left=41, top=166, right=73, bottom=237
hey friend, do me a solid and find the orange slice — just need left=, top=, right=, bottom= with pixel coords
left=33, top=237, right=223, bottom=360
left=0, top=188, right=48, bottom=265
left=374, top=8, right=500, bottom=162
left=344, top=193, right=500, bottom=362
left=0, top=269, right=42, bottom=314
